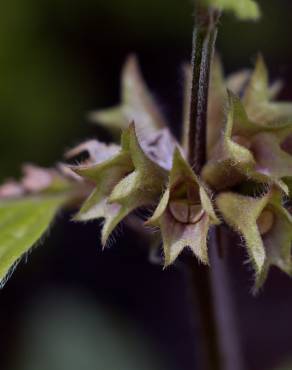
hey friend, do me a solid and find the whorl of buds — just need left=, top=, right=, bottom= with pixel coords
left=1, top=49, right=292, bottom=292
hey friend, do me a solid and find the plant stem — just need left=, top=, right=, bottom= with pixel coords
left=188, top=232, right=245, bottom=370
left=187, top=6, right=219, bottom=172
left=209, top=228, right=245, bottom=370
left=185, top=256, right=222, bottom=370
left=185, top=6, right=244, bottom=370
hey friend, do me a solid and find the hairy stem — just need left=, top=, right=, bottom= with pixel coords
left=185, top=6, right=244, bottom=370
left=187, top=7, right=219, bottom=172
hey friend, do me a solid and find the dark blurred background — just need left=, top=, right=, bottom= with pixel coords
left=1, top=0, right=292, bottom=369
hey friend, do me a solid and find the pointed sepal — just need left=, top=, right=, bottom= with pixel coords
left=147, top=149, right=219, bottom=266
left=216, top=191, right=268, bottom=274
left=202, top=91, right=292, bottom=192
left=102, top=123, right=168, bottom=245
left=73, top=123, right=168, bottom=246
left=254, top=192, right=292, bottom=291
left=217, top=189, right=292, bottom=291
left=71, top=129, right=134, bottom=222
left=243, top=55, right=292, bottom=126
left=89, top=55, right=168, bottom=137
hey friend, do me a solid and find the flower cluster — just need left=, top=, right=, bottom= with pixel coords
left=1, top=53, right=292, bottom=291
left=5, top=0, right=289, bottom=293
left=67, top=55, right=292, bottom=291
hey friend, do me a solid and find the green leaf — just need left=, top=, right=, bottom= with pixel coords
left=0, top=195, right=65, bottom=285
left=202, top=0, right=260, bottom=20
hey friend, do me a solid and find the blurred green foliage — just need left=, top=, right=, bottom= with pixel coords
left=12, top=290, right=168, bottom=370
left=0, top=0, right=290, bottom=181
left=0, top=0, right=90, bottom=178
left=1, top=1, right=292, bottom=370
left=275, top=364, right=292, bottom=370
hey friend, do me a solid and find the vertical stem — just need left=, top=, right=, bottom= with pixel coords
left=185, top=8, right=223, bottom=368
left=209, top=228, right=245, bottom=370
left=185, top=257, right=222, bottom=370
left=184, top=5, right=244, bottom=370
left=187, top=7, right=219, bottom=172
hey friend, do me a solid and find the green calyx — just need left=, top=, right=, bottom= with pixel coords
left=35, top=55, right=292, bottom=288
left=202, top=65, right=292, bottom=194
left=2, top=49, right=292, bottom=292
left=73, top=123, right=168, bottom=246
left=146, top=149, right=219, bottom=266
left=216, top=189, right=292, bottom=292
left=89, top=55, right=168, bottom=139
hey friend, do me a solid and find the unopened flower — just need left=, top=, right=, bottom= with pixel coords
left=0, top=181, right=24, bottom=199
left=0, top=164, right=73, bottom=200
